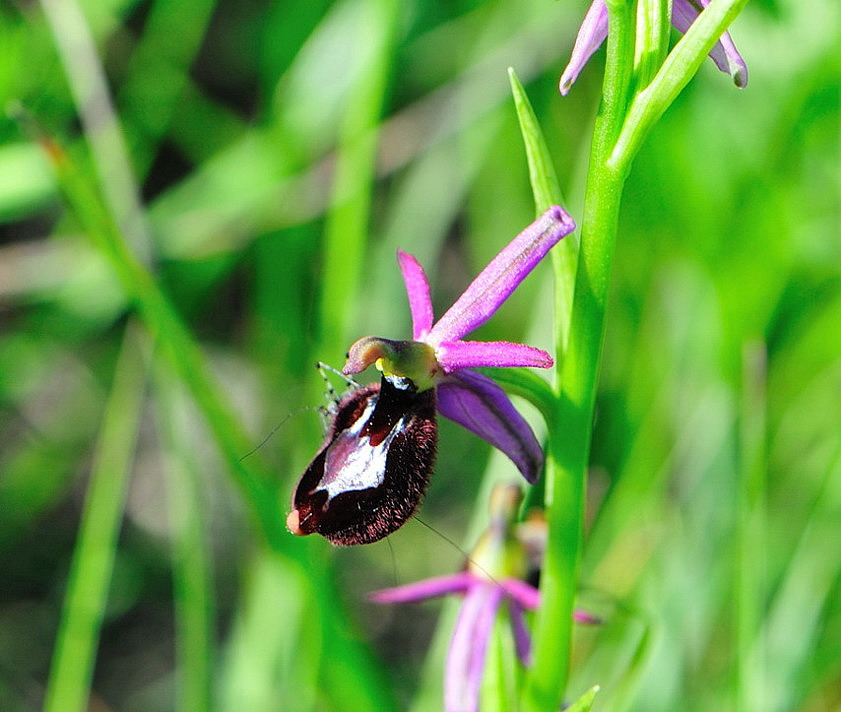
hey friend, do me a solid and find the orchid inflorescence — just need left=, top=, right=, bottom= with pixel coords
left=284, top=2, right=751, bottom=709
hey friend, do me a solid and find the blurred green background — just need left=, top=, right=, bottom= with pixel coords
left=0, top=0, right=839, bottom=710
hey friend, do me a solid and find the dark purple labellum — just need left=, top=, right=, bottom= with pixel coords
left=287, top=374, right=437, bottom=546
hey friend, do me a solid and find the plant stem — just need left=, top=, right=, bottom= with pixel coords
left=39, top=0, right=153, bottom=262
left=522, top=0, right=752, bottom=704
left=521, top=1, right=634, bottom=708
left=524, top=163, right=626, bottom=710
left=156, top=364, right=216, bottom=712
left=43, top=135, right=286, bottom=549
left=318, top=0, right=398, bottom=353
left=43, top=323, right=148, bottom=712
left=736, top=341, right=767, bottom=712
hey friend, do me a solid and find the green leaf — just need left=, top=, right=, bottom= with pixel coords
left=507, top=67, right=562, bottom=214
left=155, top=363, right=216, bottom=712
left=508, top=66, right=579, bottom=365
left=477, top=366, right=556, bottom=426
left=43, top=323, right=148, bottom=712
left=565, top=685, right=600, bottom=712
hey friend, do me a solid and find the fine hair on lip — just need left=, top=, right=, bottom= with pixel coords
left=288, top=374, right=438, bottom=546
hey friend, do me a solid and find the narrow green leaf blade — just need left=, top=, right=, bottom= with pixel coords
left=566, top=685, right=600, bottom=712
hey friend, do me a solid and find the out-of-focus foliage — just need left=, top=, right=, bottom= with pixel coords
left=0, top=0, right=838, bottom=710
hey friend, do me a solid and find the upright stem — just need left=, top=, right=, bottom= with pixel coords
left=39, top=0, right=153, bottom=263
left=521, top=2, right=634, bottom=709
left=520, top=0, right=750, bottom=707
left=736, top=341, right=767, bottom=711
left=317, top=0, right=398, bottom=354
left=43, top=324, right=148, bottom=712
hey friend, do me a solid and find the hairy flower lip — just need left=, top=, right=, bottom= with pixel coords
left=559, top=0, right=749, bottom=96
left=341, top=207, right=575, bottom=483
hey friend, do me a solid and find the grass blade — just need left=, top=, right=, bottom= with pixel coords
left=155, top=363, right=216, bottom=712
left=43, top=322, right=149, bottom=712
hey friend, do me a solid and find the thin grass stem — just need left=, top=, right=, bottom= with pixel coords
left=155, top=362, right=216, bottom=712
left=737, top=340, right=768, bottom=711
left=43, top=322, right=148, bottom=712
left=38, top=0, right=153, bottom=263
left=317, top=0, right=399, bottom=354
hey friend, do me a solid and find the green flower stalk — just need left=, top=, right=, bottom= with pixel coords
left=522, top=1, right=750, bottom=709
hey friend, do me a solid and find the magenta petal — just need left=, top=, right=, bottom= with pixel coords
left=437, top=370, right=543, bottom=483
left=672, top=0, right=748, bottom=88
left=500, top=577, right=540, bottom=611
left=368, top=572, right=475, bottom=604
left=427, top=207, right=575, bottom=345
left=445, top=584, right=504, bottom=712
left=574, top=609, right=604, bottom=625
left=397, top=250, right=435, bottom=340
left=713, top=30, right=748, bottom=88
left=507, top=600, right=534, bottom=666
left=436, top=341, right=553, bottom=372
left=559, top=0, right=608, bottom=96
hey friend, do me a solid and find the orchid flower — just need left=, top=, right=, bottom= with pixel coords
left=369, top=485, right=599, bottom=712
left=287, top=206, right=574, bottom=545
left=343, top=205, right=575, bottom=483
left=559, top=0, right=749, bottom=96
